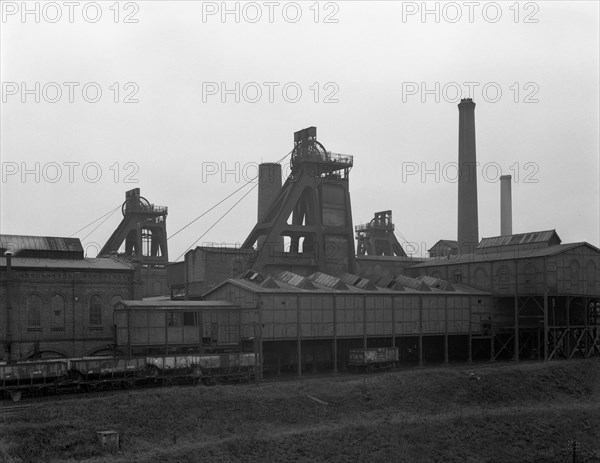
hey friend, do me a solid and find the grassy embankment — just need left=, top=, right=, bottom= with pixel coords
left=1, top=359, right=599, bottom=463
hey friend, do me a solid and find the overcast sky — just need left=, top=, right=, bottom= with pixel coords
left=1, top=1, right=598, bottom=261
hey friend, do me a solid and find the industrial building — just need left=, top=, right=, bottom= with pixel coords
left=0, top=236, right=135, bottom=361
left=1, top=99, right=598, bottom=372
left=173, top=100, right=599, bottom=373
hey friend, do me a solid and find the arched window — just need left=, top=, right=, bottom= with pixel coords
left=27, top=295, right=42, bottom=327
left=51, top=294, right=65, bottom=329
left=473, top=267, right=488, bottom=289
left=523, top=263, right=537, bottom=292
left=569, top=260, right=580, bottom=293
left=497, top=266, right=510, bottom=290
left=452, top=270, right=463, bottom=283
left=89, top=294, right=102, bottom=326
left=586, top=261, right=597, bottom=291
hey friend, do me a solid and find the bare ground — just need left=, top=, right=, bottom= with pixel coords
left=1, top=359, right=599, bottom=463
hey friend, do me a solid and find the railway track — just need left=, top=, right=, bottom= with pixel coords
left=0, top=358, right=546, bottom=415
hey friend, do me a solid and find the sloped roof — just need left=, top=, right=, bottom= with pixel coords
left=339, top=272, right=377, bottom=290
left=477, top=230, right=560, bottom=249
left=276, top=271, right=316, bottom=289
left=428, top=240, right=459, bottom=252
left=410, top=242, right=599, bottom=268
left=393, top=274, right=430, bottom=291
left=308, top=272, right=347, bottom=290
left=0, top=234, right=83, bottom=257
left=202, top=271, right=490, bottom=297
left=375, top=276, right=406, bottom=291
left=418, top=275, right=455, bottom=291
left=0, top=256, right=132, bottom=271
left=115, top=300, right=239, bottom=310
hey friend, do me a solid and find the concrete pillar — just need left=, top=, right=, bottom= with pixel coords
left=500, top=175, right=513, bottom=236
left=457, top=98, right=479, bottom=254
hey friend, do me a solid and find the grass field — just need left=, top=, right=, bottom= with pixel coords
left=1, top=359, right=599, bottom=462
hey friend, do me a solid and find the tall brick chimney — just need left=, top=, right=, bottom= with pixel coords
left=457, top=98, right=479, bottom=254
left=500, top=174, right=513, bottom=236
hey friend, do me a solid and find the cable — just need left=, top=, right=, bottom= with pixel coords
left=175, top=183, right=258, bottom=261
left=168, top=150, right=292, bottom=241
left=168, top=181, right=256, bottom=241
left=394, top=229, right=422, bottom=257
left=70, top=204, right=122, bottom=237
left=81, top=207, right=120, bottom=242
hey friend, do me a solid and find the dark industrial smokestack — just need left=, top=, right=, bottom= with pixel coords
left=500, top=174, right=513, bottom=236
left=257, top=163, right=282, bottom=248
left=457, top=98, right=479, bottom=254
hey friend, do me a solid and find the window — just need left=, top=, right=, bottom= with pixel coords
left=586, top=261, right=597, bottom=291
left=89, top=294, right=102, bottom=325
left=453, top=271, right=463, bottom=283
left=167, top=312, right=182, bottom=327
left=498, top=266, right=510, bottom=290
left=27, top=295, right=42, bottom=327
left=569, top=260, right=580, bottom=293
left=51, top=294, right=65, bottom=329
left=183, top=312, right=199, bottom=326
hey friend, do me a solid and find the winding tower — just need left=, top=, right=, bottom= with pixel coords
left=242, top=127, right=356, bottom=276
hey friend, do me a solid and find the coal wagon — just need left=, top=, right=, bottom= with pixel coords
left=0, top=360, right=70, bottom=401
left=347, top=347, right=398, bottom=372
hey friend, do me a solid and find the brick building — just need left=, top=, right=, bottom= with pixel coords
left=1, top=235, right=138, bottom=361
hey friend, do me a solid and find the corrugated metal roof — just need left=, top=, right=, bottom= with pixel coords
left=418, top=275, right=455, bottom=291
left=260, top=277, right=280, bottom=289
left=477, top=230, right=560, bottom=249
left=0, top=256, right=133, bottom=270
left=203, top=275, right=489, bottom=297
left=394, top=274, right=430, bottom=291
left=0, top=234, right=83, bottom=255
left=410, top=242, right=597, bottom=268
left=339, top=272, right=376, bottom=290
left=308, top=272, right=347, bottom=290
left=276, top=271, right=316, bottom=289
left=115, top=300, right=239, bottom=310
left=428, top=240, right=459, bottom=252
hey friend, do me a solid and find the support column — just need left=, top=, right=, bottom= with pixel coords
left=468, top=299, right=472, bottom=363
left=543, top=293, right=549, bottom=362
left=444, top=296, right=449, bottom=364
left=419, top=297, right=423, bottom=367
left=566, top=296, right=571, bottom=355
left=391, top=295, right=396, bottom=349
left=297, top=295, right=301, bottom=377
left=514, top=295, right=519, bottom=361
left=363, top=295, right=367, bottom=349
left=490, top=299, right=495, bottom=362
left=333, top=295, right=338, bottom=373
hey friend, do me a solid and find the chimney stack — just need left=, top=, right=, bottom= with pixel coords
left=257, top=163, right=282, bottom=249
left=457, top=98, right=479, bottom=254
left=500, top=174, right=513, bottom=236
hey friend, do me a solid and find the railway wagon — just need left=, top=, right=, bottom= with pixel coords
left=348, top=347, right=398, bottom=372
left=114, top=300, right=248, bottom=356
left=0, top=360, right=70, bottom=401
left=69, top=357, right=149, bottom=390
left=147, top=352, right=259, bottom=385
